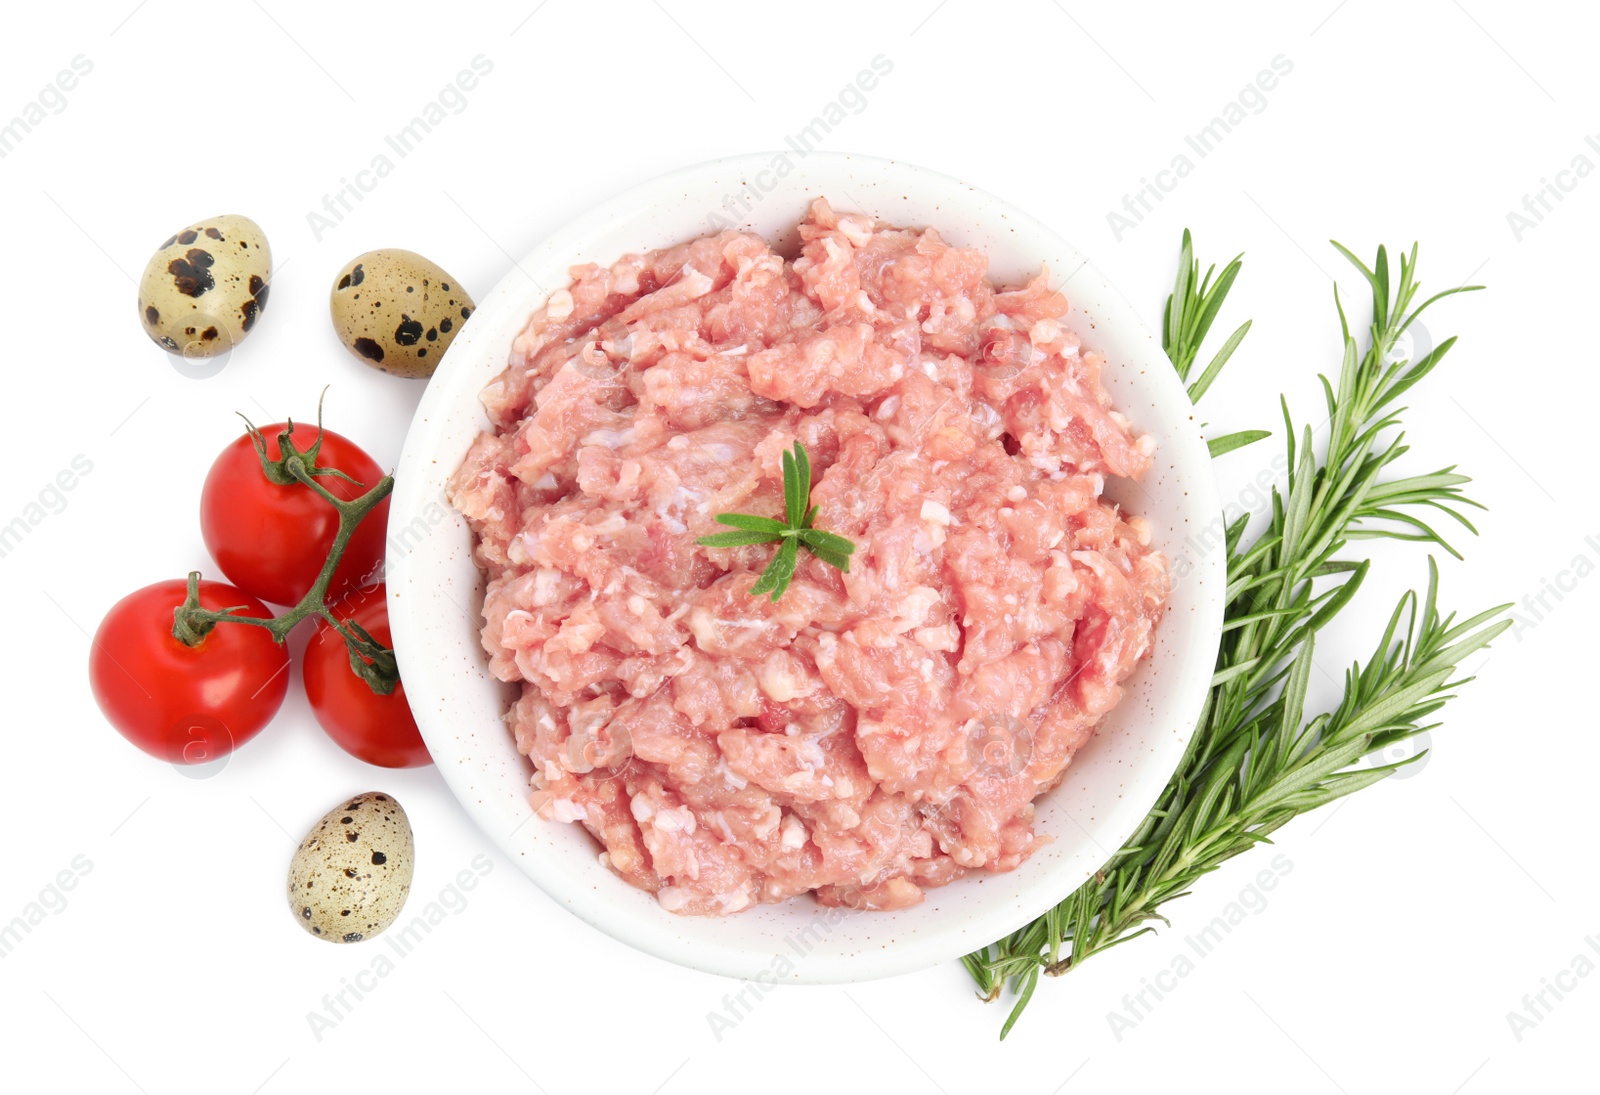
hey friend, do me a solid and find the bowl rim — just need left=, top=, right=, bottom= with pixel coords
left=387, top=150, right=1225, bottom=983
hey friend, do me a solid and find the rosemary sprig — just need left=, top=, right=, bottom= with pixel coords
left=962, top=232, right=1510, bottom=1038
left=697, top=441, right=855, bottom=601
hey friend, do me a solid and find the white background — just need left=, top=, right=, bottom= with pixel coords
left=0, top=1, right=1593, bottom=1092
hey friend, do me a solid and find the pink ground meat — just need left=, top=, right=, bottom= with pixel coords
left=449, top=198, right=1168, bottom=915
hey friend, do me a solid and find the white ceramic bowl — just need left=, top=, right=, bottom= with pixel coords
left=387, top=152, right=1223, bottom=983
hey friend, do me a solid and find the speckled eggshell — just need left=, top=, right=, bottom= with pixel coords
left=288, top=792, right=414, bottom=944
left=329, top=249, right=474, bottom=378
left=138, top=214, right=271, bottom=358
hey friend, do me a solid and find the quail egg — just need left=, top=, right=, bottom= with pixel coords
left=138, top=214, right=271, bottom=359
left=288, top=791, right=414, bottom=944
left=330, top=249, right=473, bottom=378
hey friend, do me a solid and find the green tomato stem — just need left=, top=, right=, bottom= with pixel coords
left=169, top=419, right=398, bottom=695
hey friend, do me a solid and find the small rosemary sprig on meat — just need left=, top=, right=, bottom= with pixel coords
left=961, top=230, right=1511, bottom=1038
left=697, top=441, right=855, bottom=602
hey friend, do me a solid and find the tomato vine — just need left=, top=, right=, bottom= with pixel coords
left=171, top=414, right=398, bottom=695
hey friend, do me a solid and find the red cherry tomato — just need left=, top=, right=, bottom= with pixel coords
left=90, top=579, right=290, bottom=764
left=303, top=585, right=430, bottom=768
left=200, top=422, right=389, bottom=606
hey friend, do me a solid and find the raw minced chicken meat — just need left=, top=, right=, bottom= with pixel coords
left=448, top=198, right=1168, bottom=916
